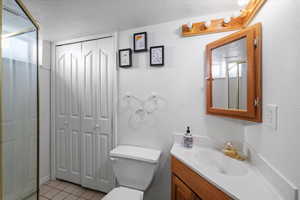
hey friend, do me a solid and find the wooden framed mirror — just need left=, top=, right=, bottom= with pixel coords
left=205, top=23, right=262, bottom=122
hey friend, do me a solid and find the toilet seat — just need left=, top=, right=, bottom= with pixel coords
left=103, top=187, right=144, bottom=200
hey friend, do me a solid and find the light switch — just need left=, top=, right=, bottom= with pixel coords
left=264, top=104, right=278, bottom=130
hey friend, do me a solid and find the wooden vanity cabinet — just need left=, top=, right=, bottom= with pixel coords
left=172, top=175, right=200, bottom=200
left=171, top=156, right=232, bottom=200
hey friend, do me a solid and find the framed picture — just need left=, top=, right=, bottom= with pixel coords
left=133, top=32, right=147, bottom=52
left=119, top=48, right=132, bottom=68
left=150, top=46, right=164, bottom=66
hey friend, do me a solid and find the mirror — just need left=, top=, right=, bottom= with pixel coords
left=206, top=23, right=262, bottom=122
left=212, top=37, right=248, bottom=110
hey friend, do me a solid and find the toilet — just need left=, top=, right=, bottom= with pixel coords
left=103, top=145, right=161, bottom=200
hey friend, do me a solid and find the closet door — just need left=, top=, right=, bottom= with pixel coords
left=56, top=43, right=81, bottom=184
left=81, top=38, right=114, bottom=192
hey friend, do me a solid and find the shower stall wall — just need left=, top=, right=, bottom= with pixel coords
left=1, top=0, right=39, bottom=199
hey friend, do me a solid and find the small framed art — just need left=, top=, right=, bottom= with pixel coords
left=133, top=32, right=147, bottom=52
left=150, top=46, right=164, bottom=66
left=119, top=48, right=132, bottom=68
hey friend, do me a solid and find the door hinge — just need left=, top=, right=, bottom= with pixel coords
left=254, top=97, right=261, bottom=107
left=116, top=52, right=119, bottom=70
left=254, top=38, right=258, bottom=48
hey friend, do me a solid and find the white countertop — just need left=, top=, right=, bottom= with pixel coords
left=171, top=143, right=283, bottom=200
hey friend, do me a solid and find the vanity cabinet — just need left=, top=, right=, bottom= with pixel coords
left=171, top=156, right=232, bottom=200
left=172, top=175, right=200, bottom=200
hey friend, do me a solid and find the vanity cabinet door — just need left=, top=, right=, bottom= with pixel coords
left=172, top=175, right=201, bottom=200
left=171, top=156, right=232, bottom=200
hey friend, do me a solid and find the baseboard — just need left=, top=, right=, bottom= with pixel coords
left=40, top=176, right=50, bottom=185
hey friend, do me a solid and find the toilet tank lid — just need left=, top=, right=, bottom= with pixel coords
left=110, top=145, right=161, bottom=164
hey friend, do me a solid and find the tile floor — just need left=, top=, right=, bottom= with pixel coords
left=39, top=180, right=106, bottom=200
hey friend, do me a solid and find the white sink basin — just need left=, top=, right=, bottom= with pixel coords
left=193, top=148, right=248, bottom=177
left=171, top=143, right=282, bottom=200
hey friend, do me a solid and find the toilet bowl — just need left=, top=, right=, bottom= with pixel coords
left=103, top=145, right=161, bottom=200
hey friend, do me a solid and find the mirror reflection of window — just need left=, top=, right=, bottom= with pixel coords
left=212, top=63, right=226, bottom=78
left=211, top=37, right=248, bottom=110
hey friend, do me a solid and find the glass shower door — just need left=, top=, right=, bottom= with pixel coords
left=1, top=0, right=39, bottom=199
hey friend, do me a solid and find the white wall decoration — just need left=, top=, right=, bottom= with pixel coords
left=122, top=93, right=166, bottom=129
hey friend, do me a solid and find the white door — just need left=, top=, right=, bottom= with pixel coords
left=81, top=38, right=114, bottom=192
left=55, top=43, right=81, bottom=184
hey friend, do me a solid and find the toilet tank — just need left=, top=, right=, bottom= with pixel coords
left=110, top=145, right=161, bottom=191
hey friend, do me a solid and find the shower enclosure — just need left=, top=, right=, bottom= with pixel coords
left=1, top=0, right=39, bottom=199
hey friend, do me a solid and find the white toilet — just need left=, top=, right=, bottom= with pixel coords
left=103, top=145, right=161, bottom=200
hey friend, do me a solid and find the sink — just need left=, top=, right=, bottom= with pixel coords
left=193, top=148, right=248, bottom=176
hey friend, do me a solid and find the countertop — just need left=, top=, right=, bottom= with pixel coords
left=171, top=143, right=283, bottom=200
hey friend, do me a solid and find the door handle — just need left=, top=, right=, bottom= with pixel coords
left=95, top=124, right=100, bottom=129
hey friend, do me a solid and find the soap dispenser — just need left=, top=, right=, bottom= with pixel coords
left=183, top=126, right=193, bottom=148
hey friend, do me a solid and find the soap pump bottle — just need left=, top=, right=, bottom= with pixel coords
left=183, top=126, right=193, bottom=148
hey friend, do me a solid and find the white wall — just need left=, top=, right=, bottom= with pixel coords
left=41, top=0, right=300, bottom=198
left=118, top=12, right=246, bottom=200
left=39, top=40, right=51, bottom=184
left=118, top=1, right=300, bottom=199
left=245, top=0, right=300, bottom=197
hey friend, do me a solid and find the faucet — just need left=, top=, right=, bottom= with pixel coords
left=222, top=142, right=247, bottom=161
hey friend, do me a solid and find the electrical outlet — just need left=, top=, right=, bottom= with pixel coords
left=264, top=104, right=278, bottom=130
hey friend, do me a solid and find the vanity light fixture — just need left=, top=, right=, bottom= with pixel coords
left=181, top=0, right=266, bottom=37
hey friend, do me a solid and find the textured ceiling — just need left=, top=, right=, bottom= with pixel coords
left=22, top=0, right=239, bottom=41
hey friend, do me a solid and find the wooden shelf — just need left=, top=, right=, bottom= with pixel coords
left=182, top=0, right=266, bottom=37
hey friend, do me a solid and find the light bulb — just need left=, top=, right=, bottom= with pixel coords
left=237, top=0, right=249, bottom=8
left=205, top=21, right=211, bottom=28
left=224, top=17, right=231, bottom=24
left=187, top=22, right=193, bottom=29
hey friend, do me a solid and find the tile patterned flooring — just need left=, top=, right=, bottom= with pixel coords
left=39, top=180, right=106, bottom=200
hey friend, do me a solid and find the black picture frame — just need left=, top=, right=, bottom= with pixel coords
left=133, top=32, right=148, bottom=52
left=119, top=48, right=132, bottom=68
left=150, top=46, right=164, bottom=66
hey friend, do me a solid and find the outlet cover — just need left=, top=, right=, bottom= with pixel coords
left=264, top=104, right=278, bottom=130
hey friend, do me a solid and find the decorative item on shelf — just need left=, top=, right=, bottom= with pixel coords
left=133, top=32, right=147, bottom=52
left=119, top=48, right=132, bottom=68
left=181, top=0, right=266, bottom=37
left=150, top=46, right=164, bottom=66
